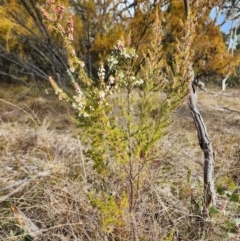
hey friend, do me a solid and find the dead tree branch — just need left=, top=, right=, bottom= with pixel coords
left=183, top=0, right=216, bottom=217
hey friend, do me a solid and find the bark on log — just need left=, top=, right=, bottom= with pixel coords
left=188, top=85, right=216, bottom=217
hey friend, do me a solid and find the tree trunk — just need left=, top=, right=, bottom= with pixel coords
left=222, top=73, right=230, bottom=91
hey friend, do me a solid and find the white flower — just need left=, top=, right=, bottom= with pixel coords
left=69, top=67, right=75, bottom=73
left=98, top=64, right=105, bottom=81
left=133, top=79, right=144, bottom=86
left=108, top=56, right=118, bottom=70
left=121, top=48, right=137, bottom=59
left=78, top=60, right=85, bottom=68
left=98, top=90, right=105, bottom=101
left=83, top=112, right=90, bottom=118
left=73, top=92, right=87, bottom=111
left=108, top=75, right=115, bottom=85
left=72, top=103, right=77, bottom=109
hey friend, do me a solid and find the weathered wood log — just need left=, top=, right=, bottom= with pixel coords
left=188, top=84, right=216, bottom=217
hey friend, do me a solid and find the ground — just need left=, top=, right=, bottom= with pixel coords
left=0, top=85, right=239, bottom=240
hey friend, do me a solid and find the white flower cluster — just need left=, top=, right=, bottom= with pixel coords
left=98, top=90, right=106, bottom=104
left=72, top=91, right=88, bottom=117
left=91, top=39, right=145, bottom=112
left=108, top=75, right=115, bottom=85
left=106, top=40, right=144, bottom=89
left=114, top=40, right=138, bottom=59
left=133, top=78, right=144, bottom=86
left=108, top=40, right=138, bottom=72
left=120, top=77, right=144, bottom=87
left=68, top=59, right=85, bottom=73
left=98, top=63, right=105, bottom=81
left=108, top=55, right=118, bottom=71
left=121, top=47, right=138, bottom=59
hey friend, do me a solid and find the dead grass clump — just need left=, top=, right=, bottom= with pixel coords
left=0, top=88, right=240, bottom=240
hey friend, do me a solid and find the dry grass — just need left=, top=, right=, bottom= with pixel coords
left=0, top=86, right=240, bottom=240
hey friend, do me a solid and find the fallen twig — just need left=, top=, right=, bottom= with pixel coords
left=0, top=179, right=27, bottom=192
left=0, top=171, right=50, bottom=203
left=221, top=106, right=240, bottom=114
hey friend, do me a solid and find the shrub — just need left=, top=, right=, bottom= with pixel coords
left=41, top=1, right=195, bottom=239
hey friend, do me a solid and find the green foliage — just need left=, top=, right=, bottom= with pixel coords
left=217, top=181, right=240, bottom=202
left=89, top=192, right=129, bottom=233
left=212, top=180, right=240, bottom=238
left=209, top=206, right=219, bottom=215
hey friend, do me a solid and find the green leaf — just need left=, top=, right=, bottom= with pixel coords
left=209, top=206, right=219, bottom=214
left=217, top=186, right=225, bottom=195
left=234, top=218, right=240, bottom=225
left=230, top=193, right=239, bottom=202
left=230, top=181, right=236, bottom=191
left=225, top=221, right=235, bottom=229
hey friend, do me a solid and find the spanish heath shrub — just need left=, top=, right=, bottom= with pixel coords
left=41, top=1, right=195, bottom=239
